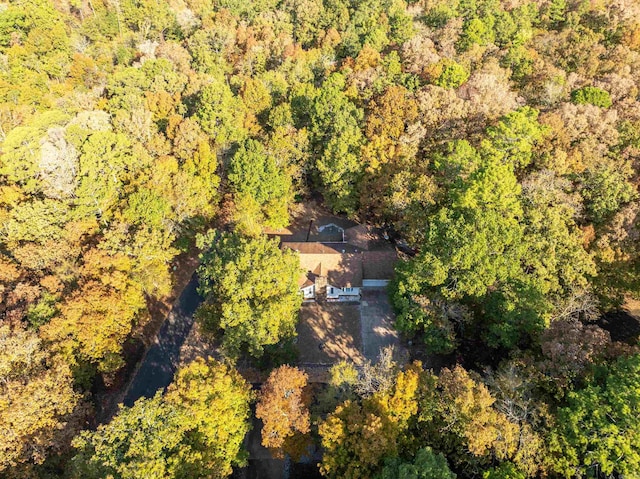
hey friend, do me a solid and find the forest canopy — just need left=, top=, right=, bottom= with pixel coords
left=1, top=0, right=640, bottom=477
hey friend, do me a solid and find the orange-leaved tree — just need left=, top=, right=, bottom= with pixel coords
left=256, top=365, right=311, bottom=459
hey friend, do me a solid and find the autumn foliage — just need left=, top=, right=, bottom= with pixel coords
left=256, top=365, right=311, bottom=459
left=1, top=0, right=640, bottom=476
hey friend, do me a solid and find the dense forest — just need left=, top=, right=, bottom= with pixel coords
left=1, top=0, right=640, bottom=477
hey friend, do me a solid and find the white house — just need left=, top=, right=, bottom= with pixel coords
left=281, top=242, right=363, bottom=301
left=281, top=235, right=398, bottom=301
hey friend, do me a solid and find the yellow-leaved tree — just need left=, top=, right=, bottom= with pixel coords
left=0, top=325, right=83, bottom=472
left=71, top=357, right=253, bottom=479
left=319, top=363, right=423, bottom=479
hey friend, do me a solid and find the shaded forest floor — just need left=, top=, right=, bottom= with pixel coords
left=597, top=298, right=640, bottom=344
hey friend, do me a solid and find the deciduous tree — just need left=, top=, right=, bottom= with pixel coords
left=0, top=325, right=82, bottom=471
left=376, top=447, right=456, bottom=479
left=196, top=232, right=302, bottom=357
left=548, top=354, right=640, bottom=477
left=228, top=139, right=292, bottom=233
left=319, top=363, right=422, bottom=479
left=71, top=358, right=252, bottom=479
left=256, top=365, right=311, bottom=459
left=310, top=74, right=365, bottom=214
left=41, top=250, right=146, bottom=372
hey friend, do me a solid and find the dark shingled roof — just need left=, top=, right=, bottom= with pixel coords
left=344, top=224, right=372, bottom=250
left=362, top=250, right=398, bottom=280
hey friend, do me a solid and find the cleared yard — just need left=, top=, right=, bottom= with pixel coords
left=297, top=302, right=364, bottom=365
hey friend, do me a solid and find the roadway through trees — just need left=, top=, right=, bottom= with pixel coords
left=123, top=274, right=203, bottom=407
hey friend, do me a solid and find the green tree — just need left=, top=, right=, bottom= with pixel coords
left=280, top=0, right=325, bottom=46
left=481, top=171, right=596, bottom=348
left=545, top=0, right=567, bottom=28
left=310, top=74, right=365, bottom=214
left=377, top=447, right=456, bottom=479
left=432, top=149, right=525, bottom=301
left=74, top=130, right=141, bottom=222
left=71, top=358, right=252, bottom=479
left=571, top=86, right=612, bottom=108
left=433, top=59, right=469, bottom=89
left=314, top=360, right=361, bottom=415
left=521, top=171, right=595, bottom=300
left=392, top=144, right=527, bottom=351
left=228, top=139, right=292, bottom=233
left=548, top=355, right=640, bottom=478
left=484, top=107, right=548, bottom=169
left=71, top=394, right=196, bottom=479
left=581, top=164, right=636, bottom=224
left=120, top=0, right=177, bottom=39
left=458, top=17, right=495, bottom=50
left=196, top=77, right=247, bottom=148
left=391, top=260, right=459, bottom=354
left=196, top=232, right=302, bottom=357
left=483, top=462, right=525, bottom=479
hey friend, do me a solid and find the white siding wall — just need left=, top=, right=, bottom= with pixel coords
left=327, top=285, right=360, bottom=299
left=362, top=279, right=390, bottom=287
